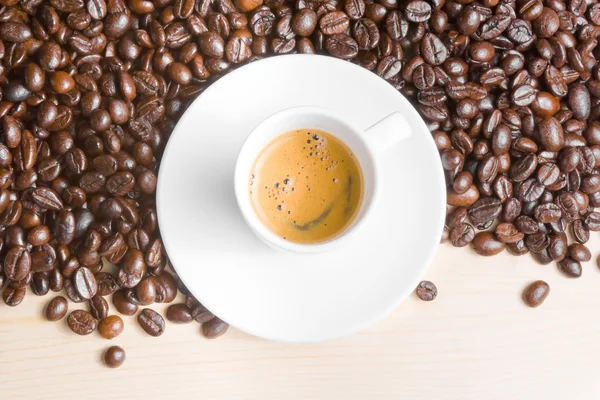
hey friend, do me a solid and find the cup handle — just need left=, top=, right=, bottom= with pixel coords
left=364, top=112, right=411, bottom=153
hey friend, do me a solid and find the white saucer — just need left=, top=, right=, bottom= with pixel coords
left=157, top=55, right=446, bottom=343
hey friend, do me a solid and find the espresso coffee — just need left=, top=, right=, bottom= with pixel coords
left=249, top=129, right=364, bottom=244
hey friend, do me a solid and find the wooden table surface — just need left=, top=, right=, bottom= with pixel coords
left=2, top=234, right=600, bottom=400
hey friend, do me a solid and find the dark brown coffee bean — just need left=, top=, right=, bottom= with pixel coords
left=187, top=298, right=215, bottom=322
left=104, top=346, right=126, bottom=368
left=31, top=272, right=50, bottom=296
left=468, top=197, right=502, bottom=226
left=522, top=280, right=550, bottom=307
left=89, top=295, right=109, bottom=320
left=4, top=245, right=31, bottom=281
left=404, top=1, right=431, bottom=22
left=166, top=303, right=193, bottom=323
left=471, top=232, right=506, bottom=256
left=112, top=289, right=138, bottom=316
left=3, top=286, right=26, bottom=306
left=495, top=222, right=524, bottom=243
left=325, top=34, right=358, bottom=59
left=449, top=222, right=475, bottom=247
left=67, top=309, right=97, bottom=335
left=420, top=33, right=447, bottom=65
left=201, top=317, right=229, bottom=338
left=32, top=187, right=63, bottom=211
left=503, top=198, right=522, bottom=222
left=568, top=243, right=591, bottom=262
left=73, top=266, right=98, bottom=300
left=415, top=280, right=437, bottom=301
left=137, top=308, right=165, bottom=337
left=320, top=11, right=350, bottom=35
left=548, top=232, right=567, bottom=261
left=558, top=257, right=582, bottom=277
left=533, top=203, right=561, bottom=223
left=45, top=296, right=68, bottom=321
left=525, top=231, right=550, bottom=252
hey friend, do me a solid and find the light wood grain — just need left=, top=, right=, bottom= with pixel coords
left=2, top=234, right=600, bottom=400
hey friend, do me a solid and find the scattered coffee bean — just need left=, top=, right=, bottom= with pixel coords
left=415, top=280, right=437, bottom=301
left=558, top=257, right=582, bottom=278
left=45, top=296, right=68, bottom=321
left=201, top=317, right=230, bottom=339
left=522, top=281, right=550, bottom=308
left=137, top=308, right=165, bottom=337
left=104, top=346, right=126, bottom=368
left=568, top=243, right=591, bottom=262
left=166, top=304, right=194, bottom=324
left=67, top=310, right=98, bottom=335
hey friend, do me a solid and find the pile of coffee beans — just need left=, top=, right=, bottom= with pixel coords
left=0, top=0, right=596, bottom=364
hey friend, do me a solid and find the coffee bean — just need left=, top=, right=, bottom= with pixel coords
left=4, top=246, right=31, bottom=281
left=495, top=222, right=524, bottom=243
left=558, top=257, right=582, bottom=277
left=325, top=34, right=358, bottom=59
left=471, top=232, right=506, bottom=256
left=166, top=303, right=193, bottom=323
left=533, top=203, right=562, bottom=223
left=414, top=280, right=437, bottom=301
left=98, top=315, right=124, bottom=339
left=67, top=309, right=97, bottom=335
left=420, top=33, right=447, bottom=65
left=112, top=289, right=138, bottom=316
left=320, top=11, right=349, bottom=35
left=522, top=280, right=550, bottom=307
left=189, top=299, right=215, bottom=323
left=88, top=295, right=109, bottom=320
left=548, top=232, right=567, bottom=261
left=73, top=266, right=98, bottom=300
left=104, top=346, right=125, bottom=368
left=449, top=222, right=475, bottom=247
left=45, top=296, right=68, bottom=321
left=468, top=197, right=502, bottom=226
left=201, top=317, right=229, bottom=338
left=137, top=308, right=165, bottom=337
left=568, top=243, right=591, bottom=262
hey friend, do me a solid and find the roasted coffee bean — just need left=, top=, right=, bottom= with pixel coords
left=4, top=246, right=31, bottom=281
left=112, top=289, right=138, bottom=316
left=507, top=239, right=529, bottom=255
left=568, top=243, right=591, bottom=262
left=31, top=272, right=50, bottom=296
left=533, top=203, right=562, bottom=223
left=137, top=308, right=165, bottom=337
left=166, top=303, right=194, bottom=323
left=584, top=211, right=600, bottom=231
left=86, top=296, right=108, bottom=322
left=522, top=280, right=550, bottom=307
left=558, top=257, right=582, bottom=277
left=449, top=222, right=475, bottom=247
left=98, top=315, right=124, bottom=339
left=67, top=309, right=97, bottom=335
left=73, top=266, right=98, bottom=299
left=548, top=232, right=567, bottom=261
left=104, top=345, right=126, bottom=368
left=495, top=222, right=524, bottom=243
left=468, top=197, right=502, bottom=226
left=201, top=317, right=229, bottom=338
left=415, top=280, right=437, bottom=301
left=3, top=286, right=26, bottom=306
left=471, top=232, right=505, bottom=256
left=45, top=296, right=68, bottom=321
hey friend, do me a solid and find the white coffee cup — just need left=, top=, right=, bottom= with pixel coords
left=234, top=106, right=411, bottom=253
